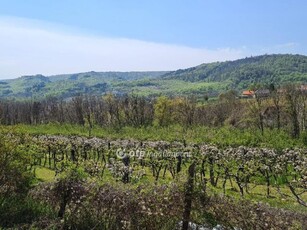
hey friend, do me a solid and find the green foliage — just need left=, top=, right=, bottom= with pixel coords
left=57, top=163, right=89, bottom=181
left=0, top=71, right=168, bottom=99
left=0, top=131, right=34, bottom=196
left=9, top=124, right=303, bottom=149
left=154, top=96, right=174, bottom=126
left=0, top=130, right=55, bottom=228
left=0, top=127, right=306, bottom=228
left=2, top=54, right=307, bottom=99
left=0, top=196, right=55, bottom=228
left=164, top=54, right=307, bottom=89
left=300, top=131, right=307, bottom=146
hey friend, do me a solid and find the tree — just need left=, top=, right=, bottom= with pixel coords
left=173, top=97, right=196, bottom=127
left=72, top=96, right=85, bottom=126
left=154, top=96, right=174, bottom=127
left=0, top=132, right=33, bottom=198
left=284, top=85, right=300, bottom=138
left=271, top=89, right=282, bottom=129
left=218, top=89, right=237, bottom=103
left=104, top=93, right=123, bottom=129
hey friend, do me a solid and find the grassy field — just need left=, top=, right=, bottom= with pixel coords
left=6, top=123, right=304, bottom=149
left=33, top=162, right=307, bottom=214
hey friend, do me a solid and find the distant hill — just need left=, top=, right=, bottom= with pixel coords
left=1, top=54, right=307, bottom=99
left=162, top=54, right=307, bottom=89
left=0, top=71, right=168, bottom=99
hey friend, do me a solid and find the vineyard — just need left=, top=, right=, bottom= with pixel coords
left=1, top=132, right=306, bottom=229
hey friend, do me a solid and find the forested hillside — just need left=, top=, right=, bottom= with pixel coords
left=163, top=54, right=307, bottom=89
left=1, top=54, right=307, bottom=99
left=0, top=71, right=168, bottom=99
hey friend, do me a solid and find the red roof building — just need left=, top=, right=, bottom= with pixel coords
left=241, top=90, right=255, bottom=98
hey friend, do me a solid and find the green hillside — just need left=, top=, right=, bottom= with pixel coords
left=1, top=54, right=307, bottom=99
left=163, top=54, right=307, bottom=89
left=0, top=71, right=168, bottom=99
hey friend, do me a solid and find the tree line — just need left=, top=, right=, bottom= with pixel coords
left=0, top=84, right=307, bottom=138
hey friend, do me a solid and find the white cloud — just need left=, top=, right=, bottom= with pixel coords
left=275, top=42, right=299, bottom=48
left=0, top=16, right=245, bottom=79
left=258, top=42, right=300, bottom=55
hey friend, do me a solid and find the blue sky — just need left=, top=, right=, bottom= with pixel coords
left=0, top=0, right=306, bottom=79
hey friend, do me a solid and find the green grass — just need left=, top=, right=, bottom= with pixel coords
left=207, top=178, right=307, bottom=214
left=0, top=195, right=56, bottom=228
left=5, top=123, right=303, bottom=149
left=32, top=163, right=307, bottom=214
left=35, top=167, right=56, bottom=182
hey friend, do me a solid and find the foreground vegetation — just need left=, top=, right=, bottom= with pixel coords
left=0, top=129, right=306, bottom=229
left=1, top=82, right=307, bottom=229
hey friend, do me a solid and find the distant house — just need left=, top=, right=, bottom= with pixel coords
left=241, top=85, right=307, bottom=99
left=254, top=89, right=271, bottom=98
left=241, top=90, right=254, bottom=98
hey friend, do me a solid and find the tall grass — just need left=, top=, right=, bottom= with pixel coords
left=5, top=123, right=303, bottom=149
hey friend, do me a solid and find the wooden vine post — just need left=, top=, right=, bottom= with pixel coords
left=182, top=161, right=196, bottom=230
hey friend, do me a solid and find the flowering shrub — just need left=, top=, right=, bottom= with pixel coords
left=3, top=134, right=306, bottom=229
